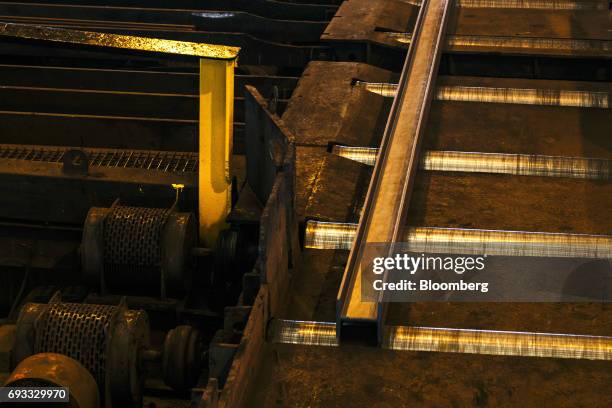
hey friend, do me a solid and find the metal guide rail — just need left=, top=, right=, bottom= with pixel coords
left=337, top=0, right=452, bottom=342
left=0, top=144, right=199, bottom=173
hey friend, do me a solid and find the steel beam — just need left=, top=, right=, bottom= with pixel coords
left=305, top=221, right=612, bottom=259
left=0, top=22, right=240, bottom=59
left=336, top=0, right=451, bottom=342
left=270, top=319, right=612, bottom=361
left=332, top=147, right=612, bottom=180
left=355, top=81, right=610, bottom=108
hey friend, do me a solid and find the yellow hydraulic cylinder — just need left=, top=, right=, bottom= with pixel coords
left=199, top=58, right=237, bottom=247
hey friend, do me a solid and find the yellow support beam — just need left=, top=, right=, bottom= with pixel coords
left=199, top=58, right=236, bottom=247
left=0, top=23, right=240, bottom=59
left=0, top=23, right=241, bottom=248
left=0, top=23, right=240, bottom=255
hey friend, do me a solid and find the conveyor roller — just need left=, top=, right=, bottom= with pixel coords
left=81, top=204, right=196, bottom=297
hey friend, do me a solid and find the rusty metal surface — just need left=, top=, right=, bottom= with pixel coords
left=247, top=341, right=612, bottom=407
left=303, top=154, right=371, bottom=223
left=323, top=0, right=612, bottom=58
left=283, top=249, right=348, bottom=322
left=244, top=86, right=295, bottom=206
left=282, top=62, right=395, bottom=147
left=424, top=102, right=612, bottom=158
left=293, top=69, right=612, bottom=158
left=407, top=172, right=612, bottom=235
left=449, top=7, right=611, bottom=41
left=292, top=146, right=325, bottom=220
left=322, top=0, right=419, bottom=44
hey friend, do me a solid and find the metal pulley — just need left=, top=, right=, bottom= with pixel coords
left=162, top=325, right=204, bottom=391
left=81, top=204, right=196, bottom=297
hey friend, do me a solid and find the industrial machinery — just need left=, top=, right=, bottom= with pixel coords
left=0, top=1, right=298, bottom=405
left=8, top=294, right=203, bottom=405
left=81, top=203, right=197, bottom=297
left=0, top=0, right=610, bottom=407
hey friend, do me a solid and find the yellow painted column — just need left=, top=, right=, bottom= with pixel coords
left=199, top=58, right=235, bottom=247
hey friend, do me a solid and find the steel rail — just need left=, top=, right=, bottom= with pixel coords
left=399, top=0, right=607, bottom=10
left=354, top=81, right=611, bottom=108
left=270, top=319, right=612, bottom=361
left=336, top=0, right=452, bottom=343
left=385, top=33, right=612, bottom=55
left=331, top=147, right=612, bottom=180
left=305, top=221, right=612, bottom=259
